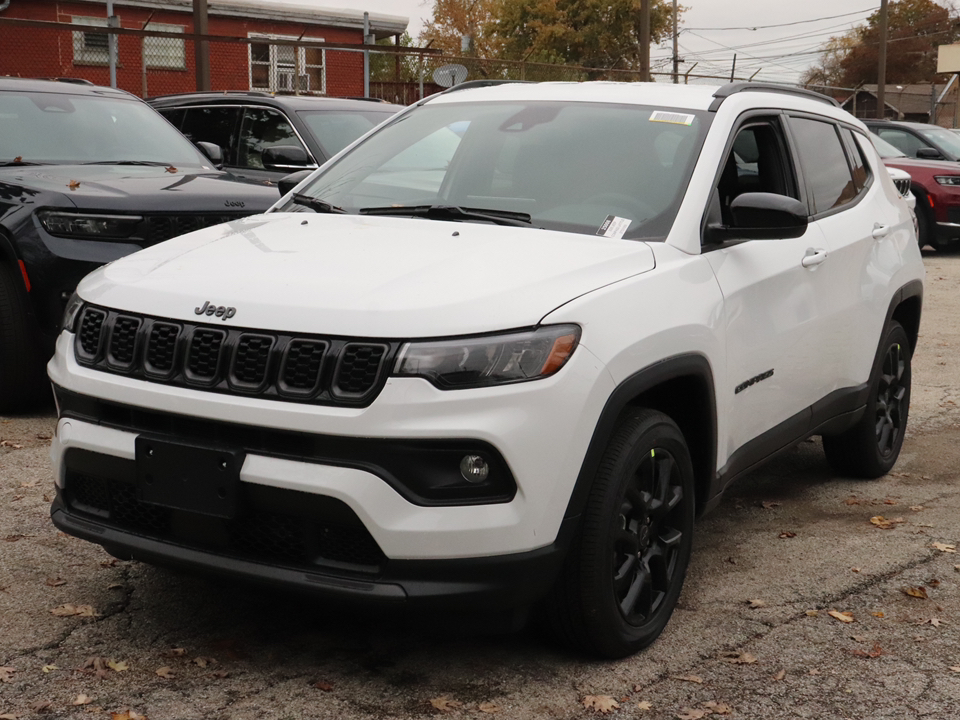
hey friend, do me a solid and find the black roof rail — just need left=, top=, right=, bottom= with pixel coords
left=709, top=82, right=839, bottom=112
left=440, top=79, right=533, bottom=95
left=36, top=77, right=96, bottom=85
left=343, top=96, right=390, bottom=103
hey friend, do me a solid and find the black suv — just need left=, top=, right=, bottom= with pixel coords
left=0, top=78, right=280, bottom=411
left=148, top=93, right=404, bottom=184
left=863, top=119, right=960, bottom=161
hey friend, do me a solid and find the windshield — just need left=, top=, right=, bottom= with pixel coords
left=915, top=124, right=960, bottom=158
left=869, top=131, right=906, bottom=159
left=0, top=90, right=208, bottom=166
left=283, top=101, right=710, bottom=240
left=297, top=109, right=398, bottom=157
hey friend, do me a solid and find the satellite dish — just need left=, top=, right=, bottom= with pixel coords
left=432, top=64, right=468, bottom=88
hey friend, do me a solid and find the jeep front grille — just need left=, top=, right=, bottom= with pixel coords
left=74, top=306, right=396, bottom=407
left=893, top=177, right=911, bottom=198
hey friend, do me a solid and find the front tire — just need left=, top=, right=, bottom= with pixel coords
left=545, top=409, right=695, bottom=658
left=0, top=261, right=45, bottom=412
left=823, top=322, right=911, bottom=478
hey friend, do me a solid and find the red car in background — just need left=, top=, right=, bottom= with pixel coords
left=871, top=131, right=960, bottom=250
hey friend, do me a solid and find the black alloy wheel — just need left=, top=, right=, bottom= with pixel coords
left=823, top=322, right=911, bottom=478
left=544, top=409, right=695, bottom=658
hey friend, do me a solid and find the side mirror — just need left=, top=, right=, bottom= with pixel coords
left=278, top=169, right=313, bottom=197
left=263, top=146, right=311, bottom=171
left=705, top=192, right=809, bottom=244
left=195, top=141, right=223, bottom=169
left=916, top=147, right=943, bottom=160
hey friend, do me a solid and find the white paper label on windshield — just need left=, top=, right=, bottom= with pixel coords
left=649, top=110, right=695, bottom=126
left=597, top=215, right=631, bottom=239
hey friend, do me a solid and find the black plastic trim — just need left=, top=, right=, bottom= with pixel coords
left=709, top=82, right=839, bottom=112
left=51, top=497, right=576, bottom=610
left=564, top=353, right=718, bottom=519
left=53, top=386, right=518, bottom=507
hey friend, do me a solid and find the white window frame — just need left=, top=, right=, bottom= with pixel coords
left=72, top=16, right=111, bottom=66
left=248, top=34, right=326, bottom=95
left=144, top=22, right=186, bottom=70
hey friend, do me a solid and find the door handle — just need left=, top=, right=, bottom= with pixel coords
left=872, top=223, right=890, bottom=240
left=801, top=248, right=828, bottom=268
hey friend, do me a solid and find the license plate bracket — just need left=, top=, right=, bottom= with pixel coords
left=135, top=436, right=244, bottom=519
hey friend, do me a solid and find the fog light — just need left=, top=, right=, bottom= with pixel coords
left=459, top=455, right=489, bottom=483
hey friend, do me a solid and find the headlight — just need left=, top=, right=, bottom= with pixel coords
left=394, top=325, right=581, bottom=389
left=934, top=176, right=960, bottom=186
left=60, top=291, right=84, bottom=333
left=38, top=211, right=143, bottom=239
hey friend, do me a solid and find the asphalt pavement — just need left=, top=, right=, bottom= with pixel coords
left=1, top=251, right=959, bottom=720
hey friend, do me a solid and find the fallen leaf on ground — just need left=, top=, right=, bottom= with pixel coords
left=50, top=604, right=98, bottom=617
left=761, top=501, right=781, bottom=510
left=41, top=664, right=57, bottom=673
left=429, top=696, right=462, bottom=712
left=100, top=559, right=118, bottom=568
left=932, top=542, right=956, bottom=553
left=44, top=578, right=66, bottom=587
left=778, top=531, right=797, bottom=538
left=676, top=709, right=706, bottom=720
left=582, top=696, right=619, bottom=714
left=773, top=669, right=786, bottom=681
left=949, top=666, right=960, bottom=673
left=0, top=441, right=23, bottom=449
left=805, top=609, right=819, bottom=617
left=928, top=578, right=941, bottom=588
left=0, top=714, right=16, bottom=720
left=671, top=675, right=703, bottom=684
left=0, top=667, right=14, bottom=682
left=80, top=657, right=109, bottom=679
left=747, top=599, right=766, bottom=608
left=910, top=505, right=924, bottom=511
left=160, top=647, right=186, bottom=658
left=73, top=695, right=93, bottom=706
left=871, top=611, right=885, bottom=618
left=702, top=701, right=733, bottom=715
left=721, top=651, right=757, bottom=664
left=870, top=516, right=898, bottom=529
left=853, top=644, right=885, bottom=658
left=844, top=496, right=860, bottom=505
left=851, top=567, right=861, bottom=572
left=926, top=618, right=946, bottom=627
left=478, top=701, right=500, bottom=713
left=210, top=670, right=230, bottom=679
left=312, top=680, right=333, bottom=691
left=903, top=586, right=929, bottom=599
left=36, top=433, right=51, bottom=440
left=107, top=660, right=128, bottom=672
left=30, top=702, right=51, bottom=714
left=637, top=700, right=653, bottom=711
left=154, top=666, right=174, bottom=679
left=191, top=656, right=216, bottom=668
left=110, top=711, right=147, bottom=720
left=828, top=610, right=855, bottom=623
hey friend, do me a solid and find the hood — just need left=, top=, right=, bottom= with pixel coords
left=77, top=213, right=657, bottom=337
left=0, top=165, right=279, bottom=213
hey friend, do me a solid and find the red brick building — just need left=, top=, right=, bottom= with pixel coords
left=0, top=0, right=408, bottom=98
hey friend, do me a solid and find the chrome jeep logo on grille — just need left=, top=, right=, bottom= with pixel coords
left=195, top=301, right=236, bottom=320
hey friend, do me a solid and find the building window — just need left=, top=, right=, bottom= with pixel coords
left=72, top=16, right=111, bottom=66
left=144, top=23, right=186, bottom=70
left=249, top=36, right=326, bottom=94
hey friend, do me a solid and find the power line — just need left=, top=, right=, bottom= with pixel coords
left=684, top=7, right=875, bottom=32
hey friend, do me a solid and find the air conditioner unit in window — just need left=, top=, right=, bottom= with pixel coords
left=277, top=69, right=295, bottom=91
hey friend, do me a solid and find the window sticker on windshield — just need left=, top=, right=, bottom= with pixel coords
left=597, top=215, right=631, bottom=239
left=650, top=110, right=695, bottom=126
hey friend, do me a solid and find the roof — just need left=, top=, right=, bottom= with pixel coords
left=148, top=91, right=404, bottom=112
left=0, top=76, right=135, bottom=98
left=841, top=84, right=947, bottom=117
left=68, top=0, right=407, bottom=38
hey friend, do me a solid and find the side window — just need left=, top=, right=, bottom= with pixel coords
left=875, top=128, right=926, bottom=158
left=789, top=117, right=857, bottom=215
left=715, top=118, right=797, bottom=226
left=839, top=128, right=870, bottom=193
left=157, top=108, right=186, bottom=131
left=237, top=108, right=308, bottom=169
left=180, top=107, right=241, bottom=166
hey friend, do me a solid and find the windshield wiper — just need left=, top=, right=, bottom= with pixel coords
left=359, top=204, right=532, bottom=227
left=292, top=193, right=346, bottom=214
left=0, top=160, right=43, bottom=167
left=82, top=160, right=172, bottom=166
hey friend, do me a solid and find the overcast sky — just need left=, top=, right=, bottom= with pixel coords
left=303, top=1, right=886, bottom=86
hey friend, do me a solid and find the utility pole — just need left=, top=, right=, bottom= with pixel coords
left=877, top=0, right=888, bottom=118
left=106, top=0, right=117, bottom=88
left=193, top=0, right=210, bottom=91
left=672, top=0, right=679, bottom=83
left=363, top=12, right=371, bottom=98
left=640, top=0, right=651, bottom=81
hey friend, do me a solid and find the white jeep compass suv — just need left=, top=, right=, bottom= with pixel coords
left=48, top=81, right=924, bottom=658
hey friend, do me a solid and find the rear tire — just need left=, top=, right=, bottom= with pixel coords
left=544, top=409, right=695, bottom=658
left=823, top=322, right=911, bottom=478
left=0, top=260, right=45, bottom=412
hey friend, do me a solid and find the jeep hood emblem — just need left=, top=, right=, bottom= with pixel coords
left=195, top=301, right=236, bottom=320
